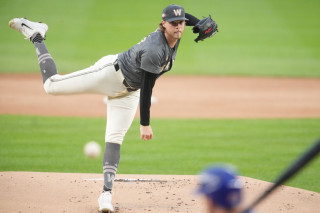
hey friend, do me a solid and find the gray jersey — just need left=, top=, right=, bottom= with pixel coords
left=118, top=29, right=180, bottom=88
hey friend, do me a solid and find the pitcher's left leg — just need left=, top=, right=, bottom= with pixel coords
left=98, top=90, right=140, bottom=212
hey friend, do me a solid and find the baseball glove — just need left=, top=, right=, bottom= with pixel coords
left=193, top=16, right=218, bottom=43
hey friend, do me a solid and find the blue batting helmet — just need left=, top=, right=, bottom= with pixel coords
left=196, top=164, right=243, bottom=210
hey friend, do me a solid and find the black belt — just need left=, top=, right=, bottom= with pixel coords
left=114, top=62, right=120, bottom=71
left=123, top=79, right=138, bottom=92
left=114, top=61, right=138, bottom=92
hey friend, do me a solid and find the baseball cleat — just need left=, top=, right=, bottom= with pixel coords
left=98, top=191, right=115, bottom=213
left=8, top=18, right=48, bottom=40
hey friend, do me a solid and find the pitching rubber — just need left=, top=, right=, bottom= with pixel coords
left=101, top=209, right=113, bottom=213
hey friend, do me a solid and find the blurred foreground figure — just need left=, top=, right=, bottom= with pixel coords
left=196, top=164, right=256, bottom=213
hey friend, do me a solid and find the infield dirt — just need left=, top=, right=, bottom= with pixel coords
left=1, top=74, right=320, bottom=118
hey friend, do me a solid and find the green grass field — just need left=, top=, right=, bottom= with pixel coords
left=1, top=0, right=320, bottom=77
left=0, top=115, right=319, bottom=192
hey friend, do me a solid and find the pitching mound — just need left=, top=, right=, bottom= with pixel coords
left=0, top=172, right=319, bottom=213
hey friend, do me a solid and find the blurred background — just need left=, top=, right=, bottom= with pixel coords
left=1, top=0, right=320, bottom=77
left=0, top=0, right=320, bottom=192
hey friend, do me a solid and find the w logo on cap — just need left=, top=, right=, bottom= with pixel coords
left=173, top=9, right=182, bottom=16
left=162, top=5, right=186, bottom=21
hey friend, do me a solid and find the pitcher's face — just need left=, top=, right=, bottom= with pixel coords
left=163, top=20, right=185, bottom=40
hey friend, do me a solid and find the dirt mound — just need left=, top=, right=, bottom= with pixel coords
left=0, top=172, right=319, bottom=213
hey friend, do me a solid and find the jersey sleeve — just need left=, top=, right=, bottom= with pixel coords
left=140, top=70, right=157, bottom=126
left=185, top=13, right=200, bottom=26
left=140, top=46, right=163, bottom=74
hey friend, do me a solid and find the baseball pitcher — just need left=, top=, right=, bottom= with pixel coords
left=9, top=4, right=218, bottom=213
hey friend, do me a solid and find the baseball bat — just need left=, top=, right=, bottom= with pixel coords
left=242, top=138, right=320, bottom=213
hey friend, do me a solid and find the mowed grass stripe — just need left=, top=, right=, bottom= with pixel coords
left=0, top=115, right=319, bottom=192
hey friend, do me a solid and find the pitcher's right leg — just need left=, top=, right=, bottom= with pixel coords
left=9, top=18, right=57, bottom=83
left=42, top=55, right=126, bottom=96
left=33, top=35, right=58, bottom=83
left=9, top=18, right=127, bottom=97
